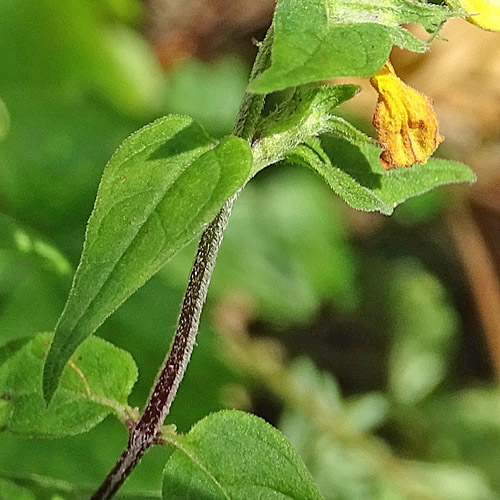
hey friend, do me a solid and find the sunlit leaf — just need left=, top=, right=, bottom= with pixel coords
left=250, top=0, right=457, bottom=93
left=43, top=115, right=252, bottom=402
left=287, top=118, right=475, bottom=215
left=163, top=410, right=324, bottom=499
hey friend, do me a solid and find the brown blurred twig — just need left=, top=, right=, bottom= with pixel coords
left=449, top=203, right=500, bottom=378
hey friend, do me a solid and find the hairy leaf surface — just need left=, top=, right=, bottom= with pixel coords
left=287, top=119, right=475, bottom=215
left=163, top=410, right=324, bottom=499
left=43, top=115, right=252, bottom=402
left=250, top=0, right=458, bottom=93
left=0, top=333, right=137, bottom=437
left=252, top=84, right=359, bottom=176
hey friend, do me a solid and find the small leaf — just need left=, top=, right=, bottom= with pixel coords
left=163, top=410, right=324, bottom=500
left=288, top=137, right=391, bottom=213
left=287, top=119, right=475, bottom=215
left=1, top=333, right=137, bottom=437
left=43, top=115, right=252, bottom=402
left=257, top=84, right=359, bottom=139
left=250, top=0, right=457, bottom=93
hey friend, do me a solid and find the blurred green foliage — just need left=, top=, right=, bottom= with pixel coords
left=0, top=1, right=497, bottom=499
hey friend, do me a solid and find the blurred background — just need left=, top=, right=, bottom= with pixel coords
left=1, top=1, right=500, bottom=499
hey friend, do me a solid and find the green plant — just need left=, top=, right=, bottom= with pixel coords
left=1, top=1, right=490, bottom=499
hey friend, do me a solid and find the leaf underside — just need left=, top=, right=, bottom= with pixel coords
left=287, top=119, right=475, bottom=215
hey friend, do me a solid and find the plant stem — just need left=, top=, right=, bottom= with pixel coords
left=89, top=28, right=272, bottom=500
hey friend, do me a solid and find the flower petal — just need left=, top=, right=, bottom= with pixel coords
left=370, top=61, right=444, bottom=170
left=447, top=0, right=500, bottom=32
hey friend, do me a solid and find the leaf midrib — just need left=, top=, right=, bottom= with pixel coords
left=56, top=142, right=218, bottom=339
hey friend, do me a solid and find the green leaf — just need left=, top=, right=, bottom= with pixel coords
left=0, top=477, right=35, bottom=500
left=257, top=84, right=359, bottom=139
left=250, top=0, right=457, bottom=93
left=287, top=119, right=476, bottom=215
left=1, top=333, right=137, bottom=437
left=43, top=115, right=252, bottom=403
left=163, top=410, right=324, bottom=500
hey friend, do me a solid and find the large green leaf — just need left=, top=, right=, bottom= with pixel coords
left=0, top=333, right=137, bottom=437
left=287, top=119, right=476, bottom=215
left=163, top=410, right=324, bottom=500
left=43, top=115, right=252, bottom=402
left=250, top=0, right=457, bottom=93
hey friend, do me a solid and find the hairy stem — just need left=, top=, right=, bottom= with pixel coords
left=89, top=28, right=272, bottom=500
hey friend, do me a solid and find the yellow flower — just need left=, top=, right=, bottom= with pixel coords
left=447, top=0, right=500, bottom=31
left=370, top=61, right=444, bottom=170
